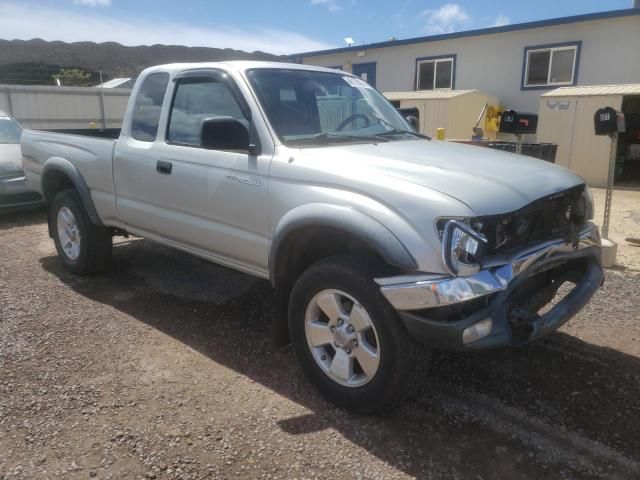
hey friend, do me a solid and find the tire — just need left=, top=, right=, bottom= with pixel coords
left=49, top=189, right=112, bottom=275
left=288, top=255, right=431, bottom=413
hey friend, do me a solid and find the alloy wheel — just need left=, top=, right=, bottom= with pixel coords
left=304, top=289, right=381, bottom=387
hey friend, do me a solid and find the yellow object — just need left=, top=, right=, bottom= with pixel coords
left=383, top=90, right=499, bottom=140
left=436, top=128, right=446, bottom=140
left=89, top=122, right=97, bottom=129
left=484, top=105, right=502, bottom=132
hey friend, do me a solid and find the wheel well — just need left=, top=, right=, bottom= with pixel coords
left=271, top=225, right=394, bottom=346
left=42, top=169, right=75, bottom=203
left=274, top=225, right=389, bottom=289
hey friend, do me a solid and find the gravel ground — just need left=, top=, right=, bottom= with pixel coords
left=1, top=197, right=639, bottom=480
left=591, top=188, right=640, bottom=272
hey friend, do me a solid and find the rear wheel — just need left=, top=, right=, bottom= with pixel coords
left=289, top=255, right=430, bottom=412
left=50, top=189, right=112, bottom=275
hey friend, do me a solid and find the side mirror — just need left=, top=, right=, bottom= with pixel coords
left=405, top=115, right=418, bottom=131
left=200, top=116, right=253, bottom=152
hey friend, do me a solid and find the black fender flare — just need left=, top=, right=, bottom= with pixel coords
left=269, top=203, right=417, bottom=286
left=41, top=158, right=104, bottom=227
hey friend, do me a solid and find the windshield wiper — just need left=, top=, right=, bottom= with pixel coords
left=375, top=128, right=431, bottom=140
left=372, top=115, right=431, bottom=140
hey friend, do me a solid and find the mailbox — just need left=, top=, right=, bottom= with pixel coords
left=594, top=107, right=625, bottom=135
left=398, top=106, right=420, bottom=132
left=499, top=110, right=538, bottom=135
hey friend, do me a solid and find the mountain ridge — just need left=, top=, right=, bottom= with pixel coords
left=0, top=38, right=284, bottom=85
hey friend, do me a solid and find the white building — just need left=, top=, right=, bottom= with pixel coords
left=295, top=7, right=640, bottom=186
left=294, top=8, right=640, bottom=114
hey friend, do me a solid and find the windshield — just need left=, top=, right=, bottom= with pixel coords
left=0, top=117, right=22, bottom=144
left=247, top=69, right=418, bottom=145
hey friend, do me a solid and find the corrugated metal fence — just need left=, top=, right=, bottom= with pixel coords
left=2, top=87, right=377, bottom=132
left=0, top=84, right=131, bottom=130
left=317, top=97, right=371, bottom=131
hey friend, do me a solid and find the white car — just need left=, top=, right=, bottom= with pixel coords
left=0, top=111, right=43, bottom=211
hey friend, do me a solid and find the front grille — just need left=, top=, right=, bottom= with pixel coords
left=477, top=186, right=584, bottom=254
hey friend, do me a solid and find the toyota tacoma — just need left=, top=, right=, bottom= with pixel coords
left=21, top=62, right=603, bottom=412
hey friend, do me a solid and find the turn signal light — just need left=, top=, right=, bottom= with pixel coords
left=462, top=318, right=493, bottom=345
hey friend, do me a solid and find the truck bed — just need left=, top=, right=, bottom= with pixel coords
left=21, top=129, right=119, bottom=223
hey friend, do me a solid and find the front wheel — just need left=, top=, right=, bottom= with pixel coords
left=288, top=255, right=430, bottom=413
left=50, top=189, right=113, bottom=275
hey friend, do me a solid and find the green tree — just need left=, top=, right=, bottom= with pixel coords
left=52, top=68, right=92, bottom=87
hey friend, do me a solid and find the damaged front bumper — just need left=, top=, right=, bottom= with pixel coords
left=376, top=223, right=603, bottom=351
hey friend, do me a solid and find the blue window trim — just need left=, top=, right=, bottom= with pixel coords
left=351, top=61, right=377, bottom=70
left=415, top=54, right=457, bottom=90
left=351, top=61, right=377, bottom=86
left=520, top=41, right=582, bottom=91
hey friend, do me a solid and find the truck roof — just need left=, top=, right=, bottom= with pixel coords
left=140, top=61, right=350, bottom=76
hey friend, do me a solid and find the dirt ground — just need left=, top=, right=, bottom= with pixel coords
left=1, top=190, right=639, bottom=480
left=591, top=188, right=640, bottom=271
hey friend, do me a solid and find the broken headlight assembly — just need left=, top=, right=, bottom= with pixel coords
left=439, top=219, right=488, bottom=277
left=580, top=184, right=594, bottom=221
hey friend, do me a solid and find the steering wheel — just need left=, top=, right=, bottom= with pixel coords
left=336, top=113, right=370, bottom=131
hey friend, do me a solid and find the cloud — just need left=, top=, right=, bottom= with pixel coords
left=311, top=0, right=342, bottom=12
left=73, top=0, right=111, bottom=6
left=0, top=3, right=333, bottom=55
left=393, top=0, right=412, bottom=28
left=421, top=3, right=470, bottom=34
left=491, top=14, right=511, bottom=27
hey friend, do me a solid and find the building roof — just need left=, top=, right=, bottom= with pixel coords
left=384, top=89, right=486, bottom=100
left=542, top=84, right=640, bottom=97
left=294, top=8, right=640, bottom=59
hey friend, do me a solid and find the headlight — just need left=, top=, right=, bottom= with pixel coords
left=582, top=185, right=594, bottom=221
left=441, top=220, right=487, bottom=276
left=572, top=184, right=594, bottom=222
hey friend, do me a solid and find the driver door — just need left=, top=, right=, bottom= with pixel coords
left=114, top=70, right=271, bottom=274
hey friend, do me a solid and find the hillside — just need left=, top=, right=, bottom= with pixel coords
left=0, top=38, right=283, bottom=85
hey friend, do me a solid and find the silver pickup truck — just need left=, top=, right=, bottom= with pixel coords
left=22, top=61, right=603, bottom=412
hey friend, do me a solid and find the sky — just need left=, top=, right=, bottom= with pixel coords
left=0, top=0, right=634, bottom=55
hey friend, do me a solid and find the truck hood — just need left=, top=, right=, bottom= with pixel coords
left=0, top=143, right=23, bottom=176
left=298, top=139, right=584, bottom=216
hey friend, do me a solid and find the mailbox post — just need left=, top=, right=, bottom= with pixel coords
left=594, top=107, right=625, bottom=239
left=594, top=106, right=625, bottom=267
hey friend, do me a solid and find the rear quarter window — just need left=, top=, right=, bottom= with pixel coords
left=130, top=72, right=170, bottom=142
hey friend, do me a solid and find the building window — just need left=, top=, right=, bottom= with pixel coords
left=416, top=55, right=455, bottom=90
left=522, top=42, right=580, bottom=89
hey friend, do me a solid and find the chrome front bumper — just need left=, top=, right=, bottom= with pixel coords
left=377, top=224, right=601, bottom=312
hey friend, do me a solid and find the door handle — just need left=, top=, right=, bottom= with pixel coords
left=156, top=160, right=172, bottom=175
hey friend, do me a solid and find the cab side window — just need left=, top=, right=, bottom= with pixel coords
left=167, top=77, right=245, bottom=147
left=130, top=72, right=169, bottom=142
